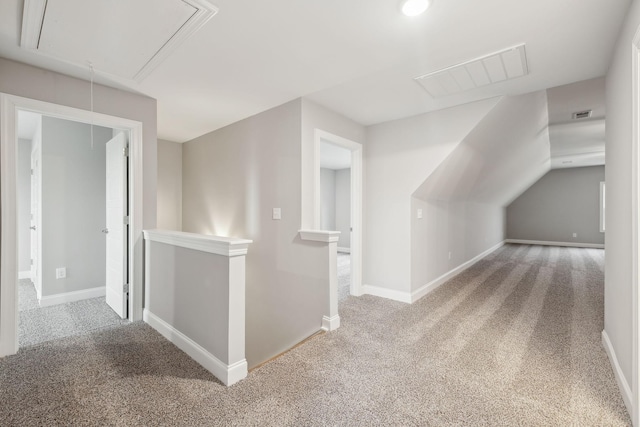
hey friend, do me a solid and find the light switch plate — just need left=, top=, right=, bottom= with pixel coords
left=417, top=209, right=423, bottom=219
left=273, top=208, right=282, bottom=220
left=56, top=267, right=66, bottom=279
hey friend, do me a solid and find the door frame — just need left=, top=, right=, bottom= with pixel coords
left=0, top=94, right=144, bottom=356
left=313, top=129, right=363, bottom=297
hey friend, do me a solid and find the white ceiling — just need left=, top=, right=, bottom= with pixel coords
left=320, top=139, right=351, bottom=170
left=17, top=110, right=40, bottom=140
left=546, top=77, right=606, bottom=169
left=0, top=0, right=631, bottom=142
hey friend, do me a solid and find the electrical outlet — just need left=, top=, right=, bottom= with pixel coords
left=56, top=267, right=66, bottom=279
left=272, top=208, right=281, bottom=220
left=573, top=233, right=577, bottom=238
left=417, top=209, right=423, bottom=219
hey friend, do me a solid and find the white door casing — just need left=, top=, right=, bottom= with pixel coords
left=105, top=133, right=128, bottom=318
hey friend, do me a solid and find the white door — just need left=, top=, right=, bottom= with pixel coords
left=105, top=133, right=128, bottom=318
left=29, top=147, right=39, bottom=293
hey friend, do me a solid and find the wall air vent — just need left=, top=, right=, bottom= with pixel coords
left=21, top=0, right=218, bottom=82
left=414, top=44, right=529, bottom=98
left=572, top=110, right=593, bottom=120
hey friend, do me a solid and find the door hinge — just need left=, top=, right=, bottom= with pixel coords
left=123, top=146, right=129, bottom=157
left=123, top=215, right=129, bottom=225
left=123, top=283, right=129, bottom=293
left=30, top=168, right=34, bottom=176
left=30, top=258, right=33, bottom=266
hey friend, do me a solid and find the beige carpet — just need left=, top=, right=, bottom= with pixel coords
left=0, top=244, right=630, bottom=425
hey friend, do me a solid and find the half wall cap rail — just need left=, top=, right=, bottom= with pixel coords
left=299, top=229, right=341, bottom=243
left=143, top=229, right=252, bottom=257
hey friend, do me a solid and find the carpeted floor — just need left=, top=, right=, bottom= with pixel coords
left=0, top=244, right=630, bottom=425
left=338, top=252, right=350, bottom=301
left=18, top=279, right=129, bottom=348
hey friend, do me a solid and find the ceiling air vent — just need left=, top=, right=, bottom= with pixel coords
left=414, top=44, right=529, bottom=98
left=572, top=110, right=593, bottom=120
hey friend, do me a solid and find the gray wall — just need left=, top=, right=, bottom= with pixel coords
left=335, top=168, right=351, bottom=249
left=410, top=91, right=551, bottom=290
left=182, top=99, right=331, bottom=369
left=507, top=166, right=605, bottom=245
left=157, top=139, right=183, bottom=231
left=145, top=241, right=230, bottom=363
left=604, top=0, right=640, bottom=399
left=41, top=117, right=112, bottom=296
left=17, top=138, right=32, bottom=273
left=320, top=168, right=336, bottom=231
left=364, top=98, right=501, bottom=292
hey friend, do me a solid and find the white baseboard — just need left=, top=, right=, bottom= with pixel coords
left=505, top=239, right=605, bottom=249
left=602, top=330, right=632, bottom=415
left=337, top=247, right=351, bottom=254
left=18, top=271, right=31, bottom=280
left=362, top=284, right=412, bottom=304
left=39, top=286, right=106, bottom=308
left=411, top=241, right=505, bottom=304
left=143, top=309, right=247, bottom=386
left=321, top=315, right=340, bottom=331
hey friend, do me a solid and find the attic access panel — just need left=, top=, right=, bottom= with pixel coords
left=21, top=0, right=218, bottom=82
left=415, top=45, right=529, bottom=98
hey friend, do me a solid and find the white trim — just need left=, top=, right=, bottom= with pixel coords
left=600, top=181, right=606, bottom=233
left=412, top=241, right=505, bottom=304
left=143, top=229, right=252, bottom=257
left=298, top=229, right=340, bottom=243
left=18, top=271, right=31, bottom=280
left=312, top=129, right=363, bottom=297
left=38, top=286, right=106, bottom=308
left=362, top=284, right=412, bottom=304
left=505, top=239, right=605, bottom=249
left=0, top=93, right=144, bottom=357
left=143, top=309, right=247, bottom=386
left=321, top=315, right=341, bottom=331
left=603, top=330, right=633, bottom=414
left=337, top=247, right=351, bottom=254
left=20, top=0, right=46, bottom=49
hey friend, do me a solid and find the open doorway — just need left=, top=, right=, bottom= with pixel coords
left=16, top=111, right=129, bottom=347
left=313, top=129, right=363, bottom=310
left=319, top=142, right=352, bottom=303
left=1, top=94, right=144, bottom=357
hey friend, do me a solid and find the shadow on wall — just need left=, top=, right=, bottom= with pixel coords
left=411, top=91, right=552, bottom=290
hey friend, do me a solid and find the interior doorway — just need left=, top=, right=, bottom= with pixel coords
left=15, top=112, right=130, bottom=348
left=319, top=142, right=352, bottom=303
left=313, top=129, right=363, bottom=302
left=0, top=94, right=144, bottom=357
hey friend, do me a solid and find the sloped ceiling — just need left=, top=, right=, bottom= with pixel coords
left=0, top=0, right=631, bottom=142
left=413, top=90, right=551, bottom=206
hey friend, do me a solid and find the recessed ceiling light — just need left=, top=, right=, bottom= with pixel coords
left=400, top=0, right=432, bottom=16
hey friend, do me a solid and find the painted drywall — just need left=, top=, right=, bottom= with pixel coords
left=145, top=241, right=231, bottom=362
left=320, top=168, right=336, bottom=231
left=301, top=98, right=365, bottom=228
left=603, top=0, right=640, bottom=403
left=0, top=57, right=157, bottom=318
left=507, top=166, right=605, bottom=245
left=17, top=138, right=32, bottom=274
left=157, top=139, right=183, bottom=231
left=40, top=117, right=112, bottom=297
left=410, top=92, right=550, bottom=290
left=182, top=99, right=332, bottom=368
left=336, top=168, right=351, bottom=249
left=363, top=98, right=501, bottom=293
